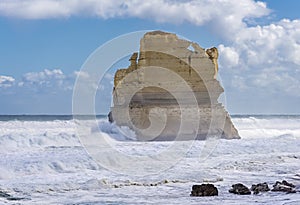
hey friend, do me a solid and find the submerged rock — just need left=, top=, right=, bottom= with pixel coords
left=271, top=180, right=296, bottom=193
left=190, top=184, right=218, bottom=197
left=0, top=190, right=10, bottom=198
left=229, top=183, right=251, bottom=195
left=109, top=30, right=240, bottom=141
left=251, top=182, right=270, bottom=194
left=0, top=190, right=24, bottom=201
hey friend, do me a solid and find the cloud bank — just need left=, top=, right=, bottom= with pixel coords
left=218, top=19, right=300, bottom=97
left=0, top=0, right=299, bottom=113
left=0, top=0, right=269, bottom=23
left=22, top=69, right=65, bottom=85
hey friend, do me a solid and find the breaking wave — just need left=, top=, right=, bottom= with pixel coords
left=232, top=115, right=300, bottom=139
left=0, top=115, right=299, bottom=151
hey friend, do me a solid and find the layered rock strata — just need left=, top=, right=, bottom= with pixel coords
left=109, top=31, right=240, bottom=141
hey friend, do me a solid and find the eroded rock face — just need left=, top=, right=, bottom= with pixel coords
left=190, top=184, right=218, bottom=197
left=110, top=31, right=240, bottom=141
left=206, top=47, right=219, bottom=79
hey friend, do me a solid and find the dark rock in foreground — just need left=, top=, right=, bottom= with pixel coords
left=229, top=183, right=251, bottom=195
left=251, top=182, right=270, bottom=194
left=190, top=184, right=218, bottom=197
left=271, top=180, right=296, bottom=193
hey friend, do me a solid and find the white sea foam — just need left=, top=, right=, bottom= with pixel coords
left=1, top=116, right=299, bottom=151
left=0, top=116, right=300, bottom=204
left=0, top=120, right=80, bottom=151
left=232, top=116, right=300, bottom=139
left=0, top=118, right=138, bottom=152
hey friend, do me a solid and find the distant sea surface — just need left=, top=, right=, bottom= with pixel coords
left=0, top=115, right=107, bottom=121
left=0, top=114, right=299, bottom=121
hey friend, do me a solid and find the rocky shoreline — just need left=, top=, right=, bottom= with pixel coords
left=0, top=179, right=298, bottom=203
left=191, top=180, right=298, bottom=197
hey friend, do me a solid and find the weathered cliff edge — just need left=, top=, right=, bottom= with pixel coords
left=109, top=31, right=240, bottom=141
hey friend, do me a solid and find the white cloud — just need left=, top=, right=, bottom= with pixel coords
left=218, top=45, right=239, bottom=68
left=0, top=0, right=271, bottom=43
left=252, top=72, right=300, bottom=97
left=1, top=0, right=299, bottom=106
left=104, top=73, right=114, bottom=86
left=218, top=18, right=300, bottom=97
left=0, top=0, right=269, bottom=29
left=74, top=70, right=105, bottom=91
left=233, top=19, right=300, bottom=67
left=231, top=75, right=248, bottom=91
left=0, top=75, right=15, bottom=88
left=74, top=70, right=90, bottom=79
left=21, top=69, right=65, bottom=87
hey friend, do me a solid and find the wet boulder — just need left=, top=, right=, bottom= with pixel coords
left=229, top=183, right=251, bottom=195
left=271, top=180, right=296, bottom=193
left=251, top=182, right=270, bottom=194
left=190, top=184, right=218, bottom=197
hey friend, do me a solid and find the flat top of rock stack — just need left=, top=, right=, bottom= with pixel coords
left=145, top=30, right=174, bottom=35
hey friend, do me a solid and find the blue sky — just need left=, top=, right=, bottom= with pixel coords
left=0, top=0, right=299, bottom=115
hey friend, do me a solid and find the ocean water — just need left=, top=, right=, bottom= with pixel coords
left=0, top=115, right=300, bottom=204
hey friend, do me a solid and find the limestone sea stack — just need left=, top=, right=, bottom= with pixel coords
left=109, top=31, right=240, bottom=141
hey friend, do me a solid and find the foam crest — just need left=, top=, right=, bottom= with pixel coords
left=232, top=116, right=300, bottom=139
left=0, top=116, right=300, bottom=152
